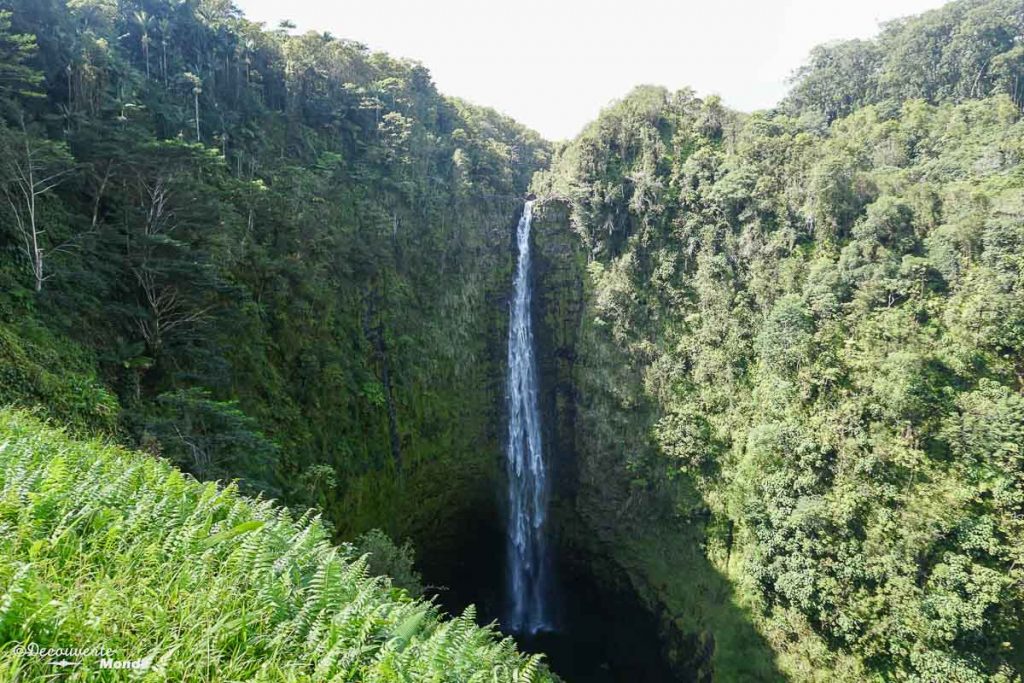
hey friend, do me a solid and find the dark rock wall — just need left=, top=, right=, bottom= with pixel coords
left=528, top=199, right=708, bottom=681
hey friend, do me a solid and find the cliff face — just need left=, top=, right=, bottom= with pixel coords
left=0, top=1, right=553, bottom=605
left=530, top=199, right=586, bottom=503
left=399, top=199, right=517, bottom=604
left=528, top=198, right=720, bottom=682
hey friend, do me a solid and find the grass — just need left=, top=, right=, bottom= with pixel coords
left=0, top=409, right=550, bottom=682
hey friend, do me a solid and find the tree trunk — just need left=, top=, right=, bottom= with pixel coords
left=29, top=175, right=41, bottom=291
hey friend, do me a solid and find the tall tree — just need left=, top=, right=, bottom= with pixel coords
left=0, top=122, right=74, bottom=291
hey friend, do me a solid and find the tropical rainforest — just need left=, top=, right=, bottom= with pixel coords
left=0, top=0, right=1022, bottom=681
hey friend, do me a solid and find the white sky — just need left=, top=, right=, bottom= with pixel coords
left=233, top=0, right=948, bottom=140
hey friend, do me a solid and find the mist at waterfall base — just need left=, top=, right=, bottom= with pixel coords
left=418, top=201, right=683, bottom=682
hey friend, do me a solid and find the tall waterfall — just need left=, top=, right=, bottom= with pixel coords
left=505, top=200, right=551, bottom=634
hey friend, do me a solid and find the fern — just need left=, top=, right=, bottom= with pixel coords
left=0, top=410, right=554, bottom=681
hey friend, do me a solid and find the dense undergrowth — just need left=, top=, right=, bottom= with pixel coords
left=0, top=409, right=551, bottom=681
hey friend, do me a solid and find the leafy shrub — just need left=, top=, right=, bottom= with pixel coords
left=352, top=529, right=424, bottom=598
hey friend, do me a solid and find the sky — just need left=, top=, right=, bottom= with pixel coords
left=233, top=0, right=949, bottom=140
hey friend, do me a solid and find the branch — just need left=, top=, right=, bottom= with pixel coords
left=32, top=166, right=75, bottom=195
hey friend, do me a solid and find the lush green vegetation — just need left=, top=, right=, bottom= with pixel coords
left=533, top=1, right=1023, bottom=678
left=0, top=409, right=551, bottom=681
left=1, top=0, right=1022, bottom=680
left=785, top=0, right=1024, bottom=121
left=0, top=0, right=547, bottom=562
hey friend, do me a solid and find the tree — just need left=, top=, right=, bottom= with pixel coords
left=183, top=71, right=202, bottom=139
left=143, top=387, right=278, bottom=493
left=134, top=10, right=151, bottom=79
left=117, top=141, right=233, bottom=355
left=157, top=17, right=170, bottom=84
left=0, top=122, right=74, bottom=291
left=0, top=10, right=42, bottom=101
left=129, top=172, right=209, bottom=351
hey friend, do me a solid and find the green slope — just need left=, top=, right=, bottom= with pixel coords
left=0, top=409, right=552, bottom=682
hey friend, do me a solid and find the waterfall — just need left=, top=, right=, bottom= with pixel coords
left=505, top=199, right=552, bottom=634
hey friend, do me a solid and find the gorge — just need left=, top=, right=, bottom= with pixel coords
left=1, top=0, right=1023, bottom=681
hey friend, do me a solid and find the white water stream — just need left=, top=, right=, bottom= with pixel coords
left=504, top=200, right=551, bottom=633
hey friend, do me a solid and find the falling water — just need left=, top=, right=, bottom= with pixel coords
left=505, top=199, right=551, bottom=634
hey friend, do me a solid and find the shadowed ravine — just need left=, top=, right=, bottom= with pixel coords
left=418, top=199, right=790, bottom=682
left=497, top=201, right=686, bottom=680
left=419, top=201, right=687, bottom=681
left=429, top=491, right=686, bottom=682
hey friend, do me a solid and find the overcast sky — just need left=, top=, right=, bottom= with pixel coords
left=233, top=0, right=948, bottom=140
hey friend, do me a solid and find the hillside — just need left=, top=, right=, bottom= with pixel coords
left=0, top=0, right=546, bottom=578
left=531, top=32, right=1023, bottom=683
left=0, top=409, right=552, bottom=681
left=785, top=0, right=1024, bottom=121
